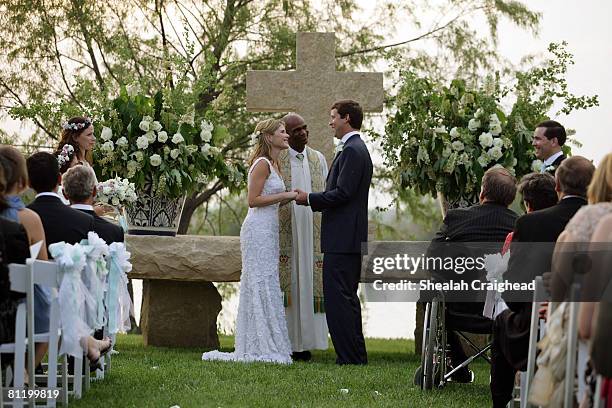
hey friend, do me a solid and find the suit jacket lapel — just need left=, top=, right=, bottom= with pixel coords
left=326, top=134, right=360, bottom=185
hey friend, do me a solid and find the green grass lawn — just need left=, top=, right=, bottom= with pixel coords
left=70, top=335, right=492, bottom=407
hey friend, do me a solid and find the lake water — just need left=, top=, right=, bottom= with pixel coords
left=132, top=281, right=416, bottom=339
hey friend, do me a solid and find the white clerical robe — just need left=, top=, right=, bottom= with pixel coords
left=286, top=146, right=329, bottom=351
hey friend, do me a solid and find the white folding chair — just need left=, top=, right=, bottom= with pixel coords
left=519, top=276, right=547, bottom=408
left=564, top=282, right=581, bottom=408
left=0, top=260, right=65, bottom=407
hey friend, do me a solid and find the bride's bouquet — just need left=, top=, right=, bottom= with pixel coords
left=97, top=177, right=137, bottom=208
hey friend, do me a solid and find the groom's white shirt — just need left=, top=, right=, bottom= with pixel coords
left=543, top=150, right=563, bottom=167
left=339, top=130, right=360, bottom=145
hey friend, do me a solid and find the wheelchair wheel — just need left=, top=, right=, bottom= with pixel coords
left=420, top=299, right=446, bottom=390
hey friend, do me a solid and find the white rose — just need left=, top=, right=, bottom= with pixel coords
left=139, top=120, right=150, bottom=132
left=210, top=146, right=220, bottom=155
left=489, top=113, right=500, bottom=124
left=133, top=151, right=144, bottom=162
left=172, top=133, right=184, bottom=144
left=116, top=137, right=128, bottom=147
left=511, top=157, right=518, bottom=167
left=479, top=132, right=493, bottom=148
left=492, top=138, right=504, bottom=148
left=111, top=197, right=120, bottom=206
left=186, top=145, right=198, bottom=154
left=101, top=126, right=113, bottom=141
left=136, top=135, right=149, bottom=150
left=449, top=127, right=460, bottom=139
left=170, top=149, right=180, bottom=159
left=157, top=131, right=168, bottom=143
left=487, top=146, right=503, bottom=160
left=201, top=143, right=211, bottom=157
left=200, top=120, right=214, bottom=142
left=149, top=154, right=162, bottom=167
left=142, top=115, right=154, bottom=123
left=490, top=122, right=502, bottom=136
left=468, top=119, right=481, bottom=132
left=151, top=121, right=162, bottom=132
left=451, top=140, right=464, bottom=151
left=477, top=154, right=490, bottom=167
left=200, top=129, right=212, bottom=142
left=442, top=146, right=452, bottom=158
left=101, top=140, right=114, bottom=152
left=145, top=131, right=156, bottom=143
left=127, top=160, right=138, bottom=171
left=475, top=108, right=484, bottom=119
left=433, top=126, right=447, bottom=134
left=103, top=185, right=112, bottom=195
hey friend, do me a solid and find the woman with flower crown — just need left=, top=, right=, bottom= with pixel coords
left=202, top=118, right=297, bottom=364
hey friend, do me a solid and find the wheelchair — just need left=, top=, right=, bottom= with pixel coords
left=415, top=290, right=494, bottom=390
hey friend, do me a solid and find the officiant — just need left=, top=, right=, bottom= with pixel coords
left=278, top=113, right=329, bottom=361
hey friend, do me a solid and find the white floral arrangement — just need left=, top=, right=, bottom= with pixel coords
left=96, top=177, right=137, bottom=207
left=93, top=87, right=242, bottom=199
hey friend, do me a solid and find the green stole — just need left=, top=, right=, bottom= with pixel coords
left=278, top=146, right=326, bottom=313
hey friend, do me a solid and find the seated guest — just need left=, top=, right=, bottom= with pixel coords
left=501, top=172, right=558, bottom=254
left=0, top=146, right=51, bottom=367
left=62, top=165, right=124, bottom=245
left=63, top=165, right=124, bottom=340
left=589, top=215, right=612, bottom=397
left=551, top=153, right=612, bottom=300
left=26, top=152, right=95, bottom=246
left=26, top=152, right=111, bottom=364
left=0, top=164, right=29, bottom=350
left=429, top=166, right=518, bottom=383
left=0, top=146, right=49, bottom=257
left=492, top=156, right=594, bottom=408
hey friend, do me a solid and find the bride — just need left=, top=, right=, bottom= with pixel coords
left=202, top=118, right=297, bottom=364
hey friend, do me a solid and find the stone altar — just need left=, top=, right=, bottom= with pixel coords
left=126, top=235, right=241, bottom=348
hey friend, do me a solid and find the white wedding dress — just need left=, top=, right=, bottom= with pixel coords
left=202, top=157, right=292, bottom=364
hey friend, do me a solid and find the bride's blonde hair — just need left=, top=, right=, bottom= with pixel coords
left=248, top=118, right=284, bottom=166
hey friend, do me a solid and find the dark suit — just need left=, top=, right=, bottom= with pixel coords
left=28, top=194, right=95, bottom=250
left=491, top=196, right=586, bottom=408
left=74, top=207, right=124, bottom=245
left=429, top=203, right=517, bottom=371
left=309, top=133, right=372, bottom=365
left=0, top=217, right=30, bottom=346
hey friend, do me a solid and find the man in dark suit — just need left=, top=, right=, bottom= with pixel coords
left=532, top=120, right=567, bottom=175
left=429, top=167, right=518, bottom=382
left=26, top=152, right=95, bottom=249
left=62, top=165, right=124, bottom=245
left=491, top=156, right=595, bottom=408
left=295, top=99, right=372, bottom=365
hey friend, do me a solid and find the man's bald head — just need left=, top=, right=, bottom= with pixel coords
left=282, top=113, right=309, bottom=151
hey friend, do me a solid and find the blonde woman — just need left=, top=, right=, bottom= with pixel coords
left=202, top=118, right=296, bottom=364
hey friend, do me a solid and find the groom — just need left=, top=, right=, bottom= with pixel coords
left=295, top=99, right=372, bottom=365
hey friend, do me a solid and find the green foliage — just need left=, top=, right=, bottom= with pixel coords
left=379, top=43, right=598, bottom=205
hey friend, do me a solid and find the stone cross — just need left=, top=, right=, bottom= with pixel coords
left=246, top=32, right=384, bottom=163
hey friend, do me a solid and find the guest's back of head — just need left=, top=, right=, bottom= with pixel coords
left=0, top=145, right=28, bottom=194
left=26, top=152, right=60, bottom=193
left=481, top=167, right=517, bottom=207
left=518, top=172, right=557, bottom=212
left=555, top=155, right=595, bottom=198
left=62, top=165, right=96, bottom=204
left=587, top=153, right=612, bottom=204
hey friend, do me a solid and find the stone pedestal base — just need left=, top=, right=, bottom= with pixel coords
left=140, top=280, right=221, bottom=349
